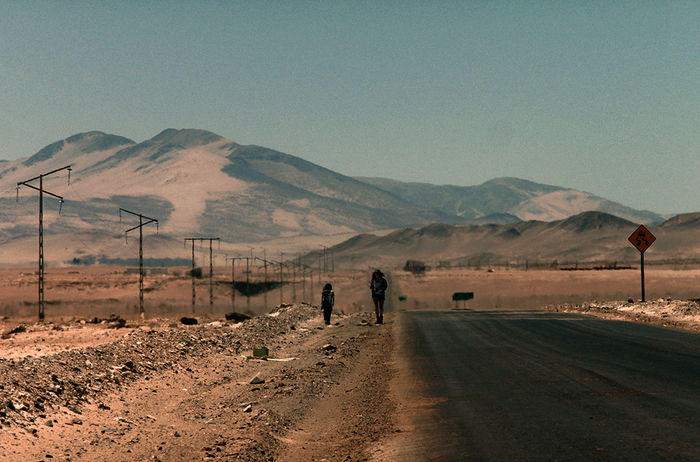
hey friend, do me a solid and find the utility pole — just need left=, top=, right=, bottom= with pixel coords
left=300, top=264, right=313, bottom=300
left=228, top=256, right=249, bottom=311
left=321, top=245, right=328, bottom=275
left=187, top=239, right=195, bottom=311
left=309, top=266, right=313, bottom=298
left=245, top=256, right=250, bottom=312
left=318, top=254, right=322, bottom=283
left=226, top=256, right=236, bottom=309
left=291, top=257, right=297, bottom=302
left=280, top=252, right=285, bottom=305
left=119, top=208, right=158, bottom=318
left=255, top=256, right=278, bottom=310
left=17, top=165, right=72, bottom=321
left=261, top=248, right=268, bottom=309
left=184, top=237, right=220, bottom=312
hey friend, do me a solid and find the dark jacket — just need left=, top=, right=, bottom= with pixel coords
left=371, top=277, right=388, bottom=298
left=321, top=289, right=335, bottom=309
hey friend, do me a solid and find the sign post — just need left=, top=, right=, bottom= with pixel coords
left=452, top=292, right=474, bottom=309
left=628, top=225, right=656, bottom=302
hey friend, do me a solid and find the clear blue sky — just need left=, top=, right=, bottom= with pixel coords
left=1, top=1, right=698, bottom=214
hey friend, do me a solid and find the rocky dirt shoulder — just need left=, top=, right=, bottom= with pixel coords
left=552, top=298, right=700, bottom=333
left=0, top=305, right=395, bottom=461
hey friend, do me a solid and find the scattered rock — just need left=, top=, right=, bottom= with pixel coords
left=225, top=312, right=252, bottom=323
left=106, top=314, right=127, bottom=329
left=8, top=401, right=26, bottom=412
left=2, top=325, right=27, bottom=339
left=180, top=317, right=198, bottom=325
left=0, top=302, right=320, bottom=432
left=322, top=344, right=337, bottom=352
left=243, top=405, right=252, bottom=413
left=249, top=375, right=265, bottom=385
left=253, top=346, right=269, bottom=359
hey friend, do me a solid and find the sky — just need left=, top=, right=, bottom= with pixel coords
left=1, top=1, right=698, bottom=214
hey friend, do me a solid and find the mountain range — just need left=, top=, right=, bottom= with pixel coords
left=355, top=177, right=663, bottom=224
left=319, top=211, right=700, bottom=269
left=0, top=128, right=680, bottom=266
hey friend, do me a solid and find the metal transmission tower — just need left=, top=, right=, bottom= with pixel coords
left=258, top=248, right=268, bottom=308
left=17, top=165, right=72, bottom=321
left=321, top=245, right=328, bottom=275
left=300, top=264, right=313, bottom=301
left=226, top=256, right=249, bottom=311
left=226, top=256, right=236, bottom=309
left=291, top=257, right=297, bottom=302
left=280, top=252, right=285, bottom=304
left=119, top=208, right=158, bottom=318
left=184, top=237, right=220, bottom=312
left=265, top=258, right=286, bottom=306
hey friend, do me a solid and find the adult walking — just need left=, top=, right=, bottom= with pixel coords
left=321, top=283, right=335, bottom=326
left=370, top=270, right=388, bottom=324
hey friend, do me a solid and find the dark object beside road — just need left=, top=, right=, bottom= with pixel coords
left=225, top=312, right=252, bottom=322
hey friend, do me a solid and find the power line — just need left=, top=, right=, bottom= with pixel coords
left=119, top=208, right=158, bottom=318
left=16, top=165, right=72, bottom=321
left=184, top=237, right=220, bottom=313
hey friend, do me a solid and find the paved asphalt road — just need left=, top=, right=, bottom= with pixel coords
left=394, top=310, right=700, bottom=461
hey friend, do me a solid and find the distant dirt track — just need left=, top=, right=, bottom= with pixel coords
left=378, top=310, right=700, bottom=461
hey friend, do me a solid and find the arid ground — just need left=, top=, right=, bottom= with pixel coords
left=0, top=266, right=698, bottom=460
left=2, top=265, right=699, bottom=320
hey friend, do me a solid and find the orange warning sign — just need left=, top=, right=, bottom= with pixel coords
left=628, top=225, right=656, bottom=253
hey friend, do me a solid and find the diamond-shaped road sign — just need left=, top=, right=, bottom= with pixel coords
left=628, top=225, right=656, bottom=253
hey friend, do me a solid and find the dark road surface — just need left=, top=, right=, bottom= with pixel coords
left=393, top=310, right=700, bottom=461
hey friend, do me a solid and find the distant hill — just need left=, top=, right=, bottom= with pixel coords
left=0, top=129, right=451, bottom=240
left=355, top=176, right=664, bottom=224
left=0, top=129, right=452, bottom=265
left=312, top=211, right=700, bottom=269
left=0, top=128, right=682, bottom=266
left=659, top=212, right=700, bottom=229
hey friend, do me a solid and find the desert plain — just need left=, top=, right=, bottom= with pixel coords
left=1, top=264, right=699, bottom=320
left=0, top=264, right=698, bottom=460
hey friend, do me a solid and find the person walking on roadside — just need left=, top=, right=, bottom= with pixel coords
left=321, top=283, right=335, bottom=325
left=370, top=270, right=388, bottom=324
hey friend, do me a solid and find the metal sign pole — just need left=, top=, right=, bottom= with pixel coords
left=641, top=251, right=645, bottom=302
left=628, top=225, right=655, bottom=303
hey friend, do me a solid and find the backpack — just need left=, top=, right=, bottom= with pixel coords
left=321, top=290, right=334, bottom=309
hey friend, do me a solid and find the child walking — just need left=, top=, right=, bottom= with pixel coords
left=321, top=283, right=335, bottom=325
